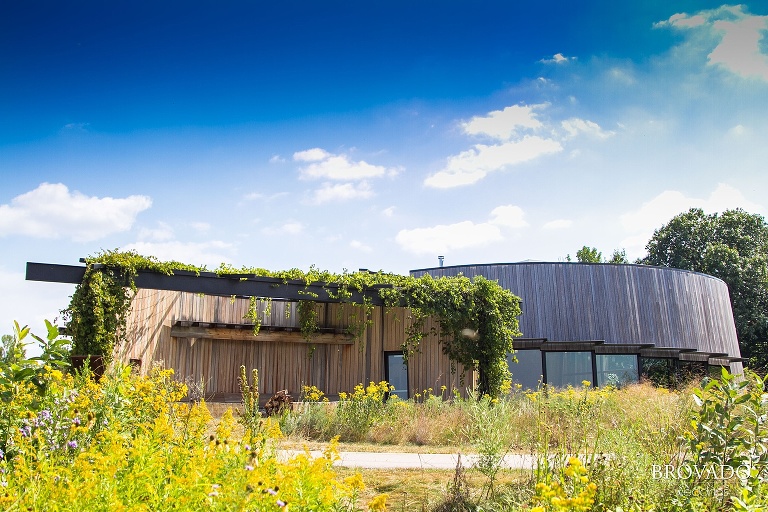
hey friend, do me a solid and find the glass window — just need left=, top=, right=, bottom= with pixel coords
left=385, top=352, right=408, bottom=399
left=508, top=350, right=543, bottom=391
left=545, top=351, right=594, bottom=388
left=596, top=354, right=639, bottom=387
left=641, top=357, right=676, bottom=388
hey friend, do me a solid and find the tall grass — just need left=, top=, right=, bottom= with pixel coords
left=280, top=375, right=768, bottom=511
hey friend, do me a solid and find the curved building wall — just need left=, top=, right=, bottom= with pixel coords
left=411, top=263, right=741, bottom=362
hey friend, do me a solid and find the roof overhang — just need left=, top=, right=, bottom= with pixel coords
left=26, top=262, right=391, bottom=305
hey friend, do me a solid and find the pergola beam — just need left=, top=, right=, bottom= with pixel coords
left=25, top=262, right=389, bottom=305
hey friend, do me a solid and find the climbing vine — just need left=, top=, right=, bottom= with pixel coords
left=64, top=250, right=522, bottom=396
left=62, top=250, right=202, bottom=360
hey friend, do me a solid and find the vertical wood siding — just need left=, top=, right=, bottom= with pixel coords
left=411, top=263, right=741, bottom=360
left=119, top=291, right=472, bottom=400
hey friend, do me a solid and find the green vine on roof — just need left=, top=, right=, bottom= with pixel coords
left=62, top=250, right=203, bottom=360
left=64, top=250, right=522, bottom=397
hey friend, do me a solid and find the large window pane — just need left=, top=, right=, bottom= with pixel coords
left=596, top=354, right=639, bottom=387
left=385, top=353, right=408, bottom=399
left=508, top=350, right=543, bottom=391
left=545, top=351, right=594, bottom=388
left=641, top=357, right=676, bottom=388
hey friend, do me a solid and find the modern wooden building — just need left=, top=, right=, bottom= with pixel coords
left=412, top=262, right=744, bottom=389
left=118, top=289, right=466, bottom=402
left=26, top=260, right=744, bottom=400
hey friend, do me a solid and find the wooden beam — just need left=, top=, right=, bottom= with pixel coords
left=26, top=262, right=389, bottom=305
left=170, top=325, right=354, bottom=344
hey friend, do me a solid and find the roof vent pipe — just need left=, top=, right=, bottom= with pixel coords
left=438, top=256, right=444, bottom=268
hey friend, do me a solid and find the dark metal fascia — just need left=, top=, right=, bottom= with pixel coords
left=25, top=262, right=387, bottom=305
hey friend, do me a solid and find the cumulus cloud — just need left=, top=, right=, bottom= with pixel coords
left=122, top=240, right=235, bottom=269
left=396, top=204, right=528, bottom=254
left=657, top=5, right=768, bottom=81
left=462, top=104, right=546, bottom=140
left=424, top=136, right=563, bottom=188
left=0, top=183, right=151, bottom=242
left=561, top=118, right=616, bottom=139
left=295, top=148, right=398, bottom=180
left=137, top=221, right=174, bottom=242
left=540, top=53, right=576, bottom=64
left=426, top=102, right=615, bottom=189
left=396, top=221, right=503, bottom=255
left=488, top=205, right=528, bottom=228
left=619, top=183, right=765, bottom=257
left=294, top=148, right=398, bottom=202
left=311, top=182, right=373, bottom=204
left=293, top=147, right=332, bottom=162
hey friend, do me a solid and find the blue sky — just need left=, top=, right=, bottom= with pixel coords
left=2, top=1, right=767, bottom=335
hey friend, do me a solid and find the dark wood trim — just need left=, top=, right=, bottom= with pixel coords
left=170, top=325, right=354, bottom=344
left=26, top=262, right=389, bottom=305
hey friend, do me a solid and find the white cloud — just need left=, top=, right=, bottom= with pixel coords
left=350, top=240, right=373, bottom=252
left=122, top=240, right=235, bottom=268
left=138, top=221, right=174, bottom=242
left=620, top=183, right=765, bottom=258
left=396, top=205, right=528, bottom=254
left=428, top=102, right=619, bottom=188
left=543, top=219, right=573, bottom=230
left=293, top=148, right=331, bottom=162
left=658, top=5, right=768, bottom=81
left=489, top=205, right=528, bottom=228
left=382, top=206, right=395, bottom=217
left=295, top=149, right=399, bottom=181
left=728, top=124, right=747, bottom=136
left=311, top=182, right=373, bottom=204
left=462, top=104, right=546, bottom=141
left=561, top=118, right=615, bottom=139
left=424, top=136, right=563, bottom=188
left=269, top=154, right=286, bottom=164
left=0, top=183, right=151, bottom=242
left=541, top=53, right=575, bottom=64
left=396, top=221, right=503, bottom=255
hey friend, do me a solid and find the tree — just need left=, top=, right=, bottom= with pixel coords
left=566, top=246, right=629, bottom=263
left=0, top=333, right=25, bottom=364
left=642, top=208, right=768, bottom=370
left=576, top=246, right=602, bottom=263
left=607, top=249, right=629, bottom=264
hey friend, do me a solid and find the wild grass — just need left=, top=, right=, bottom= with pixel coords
left=4, top=331, right=767, bottom=512
left=275, top=376, right=768, bottom=511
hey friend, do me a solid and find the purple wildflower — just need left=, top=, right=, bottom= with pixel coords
left=67, top=440, right=78, bottom=450
left=244, top=464, right=254, bottom=471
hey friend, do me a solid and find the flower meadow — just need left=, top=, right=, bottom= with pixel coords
left=0, top=323, right=387, bottom=511
left=5, top=322, right=768, bottom=510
